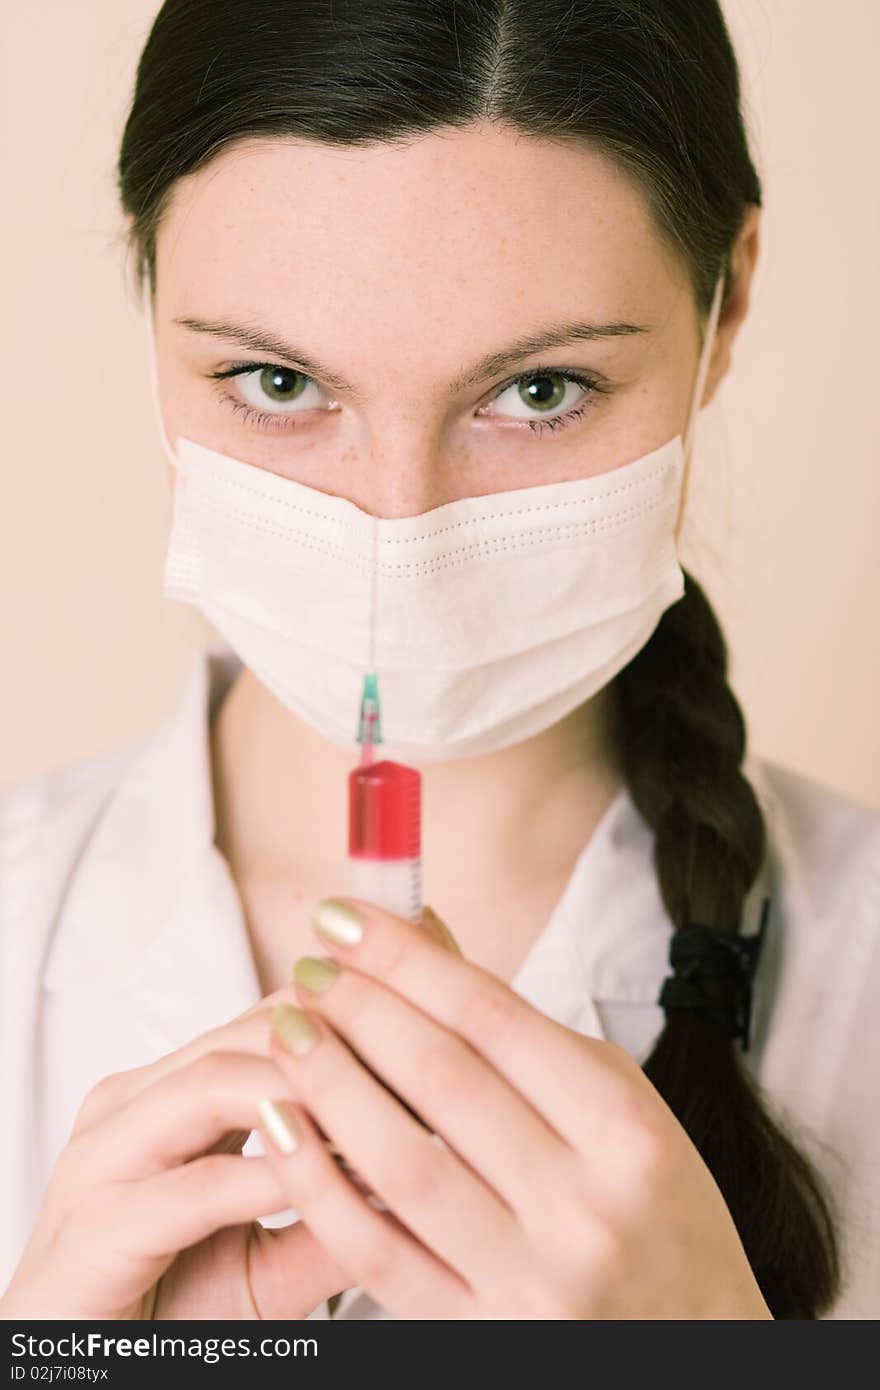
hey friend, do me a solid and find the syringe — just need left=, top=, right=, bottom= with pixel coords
left=326, top=672, right=426, bottom=1210
left=347, top=672, right=423, bottom=924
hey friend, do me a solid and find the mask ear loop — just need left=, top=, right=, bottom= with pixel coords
left=673, top=270, right=727, bottom=546
left=140, top=272, right=179, bottom=468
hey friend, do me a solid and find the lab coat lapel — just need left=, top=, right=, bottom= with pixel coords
left=506, top=779, right=665, bottom=1047
left=510, top=759, right=776, bottom=1059
left=507, top=783, right=655, bottom=1045
left=509, top=824, right=615, bottom=1044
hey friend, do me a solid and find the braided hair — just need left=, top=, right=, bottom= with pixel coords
left=617, top=570, right=839, bottom=1316
left=118, top=0, right=842, bottom=1315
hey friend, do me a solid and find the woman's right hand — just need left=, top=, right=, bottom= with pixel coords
left=0, top=906, right=457, bottom=1321
left=0, top=996, right=355, bottom=1320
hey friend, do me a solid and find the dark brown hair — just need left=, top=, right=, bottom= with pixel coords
left=118, top=0, right=840, bottom=1316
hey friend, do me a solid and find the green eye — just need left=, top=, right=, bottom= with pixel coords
left=485, top=369, right=598, bottom=427
left=516, top=374, right=568, bottom=412
left=258, top=366, right=309, bottom=403
left=225, top=363, right=324, bottom=415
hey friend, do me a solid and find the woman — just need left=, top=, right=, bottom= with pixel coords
left=1, top=0, right=877, bottom=1321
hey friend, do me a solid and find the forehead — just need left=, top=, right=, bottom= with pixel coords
left=155, top=122, right=686, bottom=349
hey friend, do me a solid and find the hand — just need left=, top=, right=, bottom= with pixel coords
left=0, top=996, right=353, bottom=1320
left=255, top=897, right=774, bottom=1320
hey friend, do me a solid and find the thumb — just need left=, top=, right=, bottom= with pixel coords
left=420, top=904, right=463, bottom=957
left=252, top=1219, right=354, bottom=1319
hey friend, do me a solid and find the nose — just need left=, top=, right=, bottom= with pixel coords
left=359, top=427, right=452, bottom=519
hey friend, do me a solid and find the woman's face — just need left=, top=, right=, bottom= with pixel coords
left=151, top=120, right=736, bottom=517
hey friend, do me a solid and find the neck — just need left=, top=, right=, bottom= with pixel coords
left=210, top=665, right=624, bottom=978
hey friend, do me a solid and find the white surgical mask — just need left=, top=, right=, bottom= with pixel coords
left=145, top=276, right=724, bottom=764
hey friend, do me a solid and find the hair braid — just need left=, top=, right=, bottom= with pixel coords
left=615, top=570, right=841, bottom=1317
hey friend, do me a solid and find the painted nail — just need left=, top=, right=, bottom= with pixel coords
left=257, top=1097, right=299, bottom=1155
left=294, top=956, right=341, bottom=994
left=422, top=905, right=463, bottom=957
left=428, top=908, right=463, bottom=957
left=311, top=898, right=364, bottom=946
left=271, top=1003, right=319, bottom=1056
left=439, top=922, right=463, bottom=957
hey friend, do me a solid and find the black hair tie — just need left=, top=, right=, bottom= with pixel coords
left=657, top=896, right=771, bottom=1051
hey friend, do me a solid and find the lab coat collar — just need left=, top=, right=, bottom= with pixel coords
left=45, top=642, right=775, bottom=1060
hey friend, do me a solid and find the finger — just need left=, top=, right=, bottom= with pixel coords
left=124, top=1154, right=288, bottom=1258
left=70, top=1051, right=298, bottom=1181
left=292, top=956, right=573, bottom=1216
left=250, top=1221, right=353, bottom=1320
left=255, top=1097, right=473, bottom=1319
left=37, top=1156, right=288, bottom=1318
left=307, top=897, right=639, bottom=1150
left=72, top=996, right=306, bottom=1136
left=265, top=1005, right=520, bottom=1288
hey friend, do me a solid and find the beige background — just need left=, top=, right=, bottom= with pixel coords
left=1, top=1, right=878, bottom=806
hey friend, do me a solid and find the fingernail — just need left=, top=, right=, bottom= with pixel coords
left=437, top=920, right=463, bottom=957
left=311, top=898, right=364, bottom=946
left=271, top=1003, right=319, bottom=1056
left=294, top=956, right=340, bottom=994
left=257, top=1097, right=299, bottom=1155
left=423, top=905, right=463, bottom=957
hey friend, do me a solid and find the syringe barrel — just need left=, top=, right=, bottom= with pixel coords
left=348, top=758, right=422, bottom=924
left=348, top=855, right=422, bottom=924
left=340, top=756, right=424, bottom=1208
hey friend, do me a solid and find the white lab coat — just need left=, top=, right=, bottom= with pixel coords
left=1, top=644, right=878, bottom=1319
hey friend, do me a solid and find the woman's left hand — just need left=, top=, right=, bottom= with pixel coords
left=255, top=897, right=773, bottom=1320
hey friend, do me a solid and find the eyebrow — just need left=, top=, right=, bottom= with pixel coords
left=173, top=314, right=651, bottom=399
